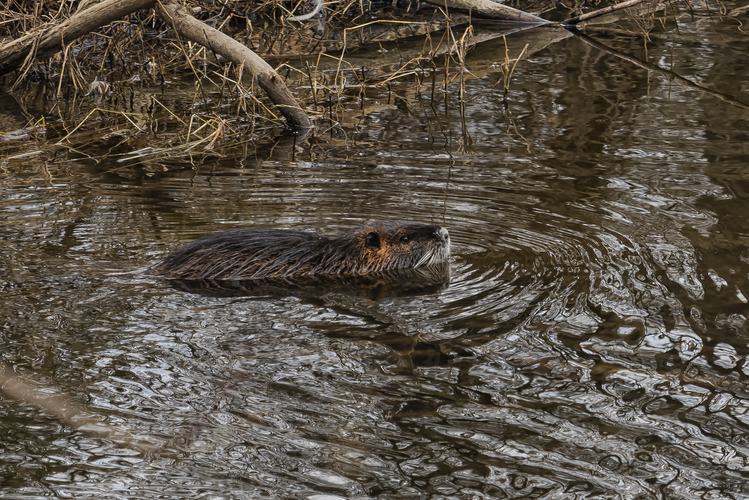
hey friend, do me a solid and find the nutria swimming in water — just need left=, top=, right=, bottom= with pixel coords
left=146, top=221, right=450, bottom=280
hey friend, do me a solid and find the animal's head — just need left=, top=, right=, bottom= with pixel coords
left=341, top=221, right=451, bottom=274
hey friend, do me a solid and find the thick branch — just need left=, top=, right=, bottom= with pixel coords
left=287, top=0, right=325, bottom=21
left=0, top=0, right=157, bottom=74
left=423, top=0, right=549, bottom=24
left=562, top=0, right=649, bottom=26
left=156, top=0, right=312, bottom=131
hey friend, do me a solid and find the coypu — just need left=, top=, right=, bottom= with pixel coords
left=146, top=221, right=450, bottom=281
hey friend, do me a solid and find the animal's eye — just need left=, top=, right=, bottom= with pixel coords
left=400, top=235, right=410, bottom=243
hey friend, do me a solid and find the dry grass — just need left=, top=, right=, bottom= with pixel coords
left=0, top=0, right=668, bottom=167
left=3, top=1, right=464, bottom=160
left=1, top=0, right=446, bottom=161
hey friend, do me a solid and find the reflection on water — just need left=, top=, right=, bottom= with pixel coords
left=3, top=9, right=749, bottom=499
left=163, top=264, right=451, bottom=299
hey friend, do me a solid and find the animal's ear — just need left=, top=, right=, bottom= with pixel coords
left=365, top=231, right=381, bottom=249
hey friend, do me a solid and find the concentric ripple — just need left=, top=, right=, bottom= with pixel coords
left=2, top=14, right=749, bottom=498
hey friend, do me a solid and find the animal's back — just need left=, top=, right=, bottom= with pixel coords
left=147, top=228, right=326, bottom=280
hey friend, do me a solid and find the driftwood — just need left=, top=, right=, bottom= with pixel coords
left=562, top=0, right=649, bottom=26
left=0, top=0, right=561, bottom=130
left=156, top=0, right=312, bottom=131
left=423, top=0, right=549, bottom=24
left=0, top=0, right=312, bottom=131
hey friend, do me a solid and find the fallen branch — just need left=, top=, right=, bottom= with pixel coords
left=423, top=0, right=549, bottom=24
left=0, top=0, right=312, bottom=131
left=287, top=0, right=325, bottom=21
left=0, top=0, right=157, bottom=75
left=562, top=0, right=649, bottom=26
left=157, top=0, right=312, bottom=131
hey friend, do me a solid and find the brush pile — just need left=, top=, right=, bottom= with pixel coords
left=0, top=0, right=659, bottom=165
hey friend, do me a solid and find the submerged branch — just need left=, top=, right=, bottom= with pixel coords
left=0, top=362, right=164, bottom=455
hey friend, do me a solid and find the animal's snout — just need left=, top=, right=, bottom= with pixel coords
left=436, top=227, right=450, bottom=243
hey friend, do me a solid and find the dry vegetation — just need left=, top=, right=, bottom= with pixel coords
left=0, top=0, right=491, bottom=164
left=0, top=0, right=679, bottom=167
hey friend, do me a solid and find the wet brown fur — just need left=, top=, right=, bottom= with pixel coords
left=146, top=221, right=451, bottom=280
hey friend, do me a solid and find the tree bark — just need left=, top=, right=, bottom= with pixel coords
left=0, top=0, right=157, bottom=74
left=423, top=0, right=549, bottom=24
left=157, top=0, right=312, bottom=131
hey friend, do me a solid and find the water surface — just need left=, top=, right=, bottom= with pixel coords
left=2, top=7, right=749, bottom=499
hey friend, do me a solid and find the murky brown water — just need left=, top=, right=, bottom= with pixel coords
left=2, top=8, right=749, bottom=499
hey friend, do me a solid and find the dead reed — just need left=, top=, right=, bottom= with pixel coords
left=0, top=0, right=672, bottom=167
